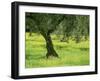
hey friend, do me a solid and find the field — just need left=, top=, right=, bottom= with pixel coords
left=25, top=33, right=90, bottom=68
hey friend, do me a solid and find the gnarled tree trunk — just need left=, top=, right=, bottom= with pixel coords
left=43, top=34, right=59, bottom=58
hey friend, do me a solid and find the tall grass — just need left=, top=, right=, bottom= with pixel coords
left=25, top=33, right=89, bottom=68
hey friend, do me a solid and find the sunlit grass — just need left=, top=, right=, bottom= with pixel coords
left=25, top=32, right=90, bottom=68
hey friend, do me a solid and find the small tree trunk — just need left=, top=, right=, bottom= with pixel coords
left=29, top=29, right=32, bottom=36
left=75, top=35, right=80, bottom=43
left=43, top=34, right=59, bottom=58
left=84, top=36, right=88, bottom=41
left=60, top=34, right=66, bottom=42
left=60, top=34, right=69, bottom=43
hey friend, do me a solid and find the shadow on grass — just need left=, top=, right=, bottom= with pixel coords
left=26, top=39, right=35, bottom=41
left=26, top=54, right=46, bottom=60
left=55, top=46, right=89, bottom=52
left=55, top=45, right=68, bottom=49
left=79, top=48, right=89, bottom=51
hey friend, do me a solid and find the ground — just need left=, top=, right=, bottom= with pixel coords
left=25, top=33, right=89, bottom=68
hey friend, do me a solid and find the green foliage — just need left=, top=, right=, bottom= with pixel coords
left=26, top=13, right=89, bottom=42
left=73, top=15, right=89, bottom=42
left=25, top=33, right=89, bottom=68
left=26, top=13, right=65, bottom=35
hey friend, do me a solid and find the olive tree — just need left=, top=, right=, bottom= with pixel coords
left=26, top=13, right=65, bottom=58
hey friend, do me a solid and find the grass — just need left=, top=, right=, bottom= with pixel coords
left=25, top=32, right=90, bottom=68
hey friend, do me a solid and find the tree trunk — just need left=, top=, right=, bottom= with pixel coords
left=60, top=34, right=69, bottom=43
left=29, top=28, right=32, bottom=36
left=75, top=35, right=80, bottom=43
left=43, top=34, right=59, bottom=58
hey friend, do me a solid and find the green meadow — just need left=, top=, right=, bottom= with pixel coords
left=25, top=33, right=90, bottom=68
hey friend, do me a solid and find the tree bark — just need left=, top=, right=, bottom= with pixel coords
left=43, top=34, right=59, bottom=58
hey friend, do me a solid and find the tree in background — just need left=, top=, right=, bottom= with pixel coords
left=59, top=15, right=76, bottom=43
left=72, top=15, right=89, bottom=43
left=56, top=15, right=89, bottom=43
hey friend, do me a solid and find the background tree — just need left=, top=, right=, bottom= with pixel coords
left=56, top=15, right=89, bottom=43
left=72, top=15, right=89, bottom=43
left=59, top=15, right=76, bottom=42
